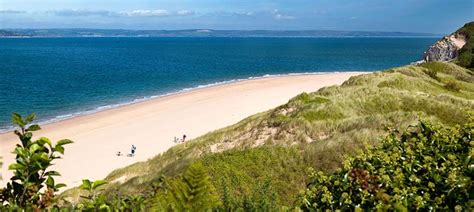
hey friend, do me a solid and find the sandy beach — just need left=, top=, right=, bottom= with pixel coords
left=0, top=72, right=364, bottom=189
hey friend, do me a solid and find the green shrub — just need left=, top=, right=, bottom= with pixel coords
left=75, top=179, right=110, bottom=210
left=456, top=22, right=474, bottom=69
left=458, top=51, right=473, bottom=68
left=444, top=81, right=461, bottom=91
left=0, top=113, right=72, bottom=209
left=299, top=120, right=473, bottom=210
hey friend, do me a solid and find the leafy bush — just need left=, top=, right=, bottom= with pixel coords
left=299, top=120, right=473, bottom=210
left=444, top=81, right=461, bottom=91
left=75, top=179, right=110, bottom=210
left=72, top=184, right=147, bottom=211
left=0, top=113, right=72, bottom=209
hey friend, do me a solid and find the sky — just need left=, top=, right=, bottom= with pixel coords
left=0, top=0, right=472, bottom=33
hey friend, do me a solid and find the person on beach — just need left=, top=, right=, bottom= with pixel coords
left=131, top=145, right=136, bottom=156
left=182, top=134, right=187, bottom=142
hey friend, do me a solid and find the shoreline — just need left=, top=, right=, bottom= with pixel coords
left=0, top=72, right=366, bottom=189
left=0, top=72, right=351, bottom=134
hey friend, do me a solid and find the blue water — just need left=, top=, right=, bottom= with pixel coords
left=0, top=37, right=436, bottom=131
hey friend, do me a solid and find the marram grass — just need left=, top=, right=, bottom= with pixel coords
left=61, top=62, right=474, bottom=207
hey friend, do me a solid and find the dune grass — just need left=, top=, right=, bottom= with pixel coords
left=61, top=62, right=474, bottom=207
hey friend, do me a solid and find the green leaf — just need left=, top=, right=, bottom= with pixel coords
left=46, top=171, right=61, bottom=176
left=14, top=147, right=27, bottom=157
left=80, top=179, right=92, bottom=190
left=56, top=139, right=74, bottom=146
left=37, top=137, right=52, bottom=146
left=46, top=176, right=55, bottom=187
left=24, top=132, right=32, bottom=141
left=25, top=113, right=36, bottom=123
left=11, top=112, right=25, bottom=127
left=38, top=152, right=50, bottom=162
left=26, top=124, right=41, bottom=132
left=91, top=180, right=108, bottom=190
left=8, top=163, right=25, bottom=170
left=55, top=183, right=67, bottom=189
left=99, top=204, right=110, bottom=210
left=29, top=143, right=41, bottom=154
left=54, top=145, right=65, bottom=154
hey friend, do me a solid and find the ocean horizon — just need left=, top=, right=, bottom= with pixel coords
left=0, top=37, right=437, bottom=131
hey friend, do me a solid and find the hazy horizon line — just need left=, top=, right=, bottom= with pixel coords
left=1, top=28, right=444, bottom=35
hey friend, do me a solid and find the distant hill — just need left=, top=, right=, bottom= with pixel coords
left=0, top=30, right=23, bottom=37
left=0, top=28, right=441, bottom=38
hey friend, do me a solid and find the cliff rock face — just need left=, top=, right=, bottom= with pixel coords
left=423, top=34, right=466, bottom=62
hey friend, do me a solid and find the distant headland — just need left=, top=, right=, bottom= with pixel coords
left=0, top=28, right=442, bottom=38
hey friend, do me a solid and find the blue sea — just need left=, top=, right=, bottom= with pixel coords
left=0, top=37, right=436, bottom=131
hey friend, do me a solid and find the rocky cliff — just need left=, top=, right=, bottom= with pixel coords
left=423, top=33, right=466, bottom=62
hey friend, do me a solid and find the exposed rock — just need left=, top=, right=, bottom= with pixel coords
left=423, top=34, right=466, bottom=62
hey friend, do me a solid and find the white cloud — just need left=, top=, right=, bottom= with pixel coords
left=176, top=10, right=194, bottom=16
left=46, top=9, right=194, bottom=18
left=234, top=11, right=254, bottom=16
left=200, top=11, right=254, bottom=18
left=122, top=9, right=171, bottom=17
left=271, top=9, right=295, bottom=20
left=51, top=9, right=115, bottom=17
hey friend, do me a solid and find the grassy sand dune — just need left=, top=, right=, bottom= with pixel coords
left=62, top=62, right=473, bottom=206
left=0, top=72, right=362, bottom=194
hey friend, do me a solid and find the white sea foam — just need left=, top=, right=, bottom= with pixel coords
left=0, top=72, right=345, bottom=134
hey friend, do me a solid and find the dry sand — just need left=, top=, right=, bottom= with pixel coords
left=0, top=72, right=364, bottom=189
left=449, top=34, right=467, bottom=49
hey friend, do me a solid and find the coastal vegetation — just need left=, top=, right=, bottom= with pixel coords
left=53, top=61, right=473, bottom=209
left=456, top=22, right=474, bottom=69
left=300, top=120, right=473, bottom=210
left=0, top=113, right=72, bottom=210
left=2, top=110, right=472, bottom=210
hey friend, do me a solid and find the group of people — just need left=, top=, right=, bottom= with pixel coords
left=116, top=144, right=137, bottom=157
left=173, top=134, right=187, bottom=143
